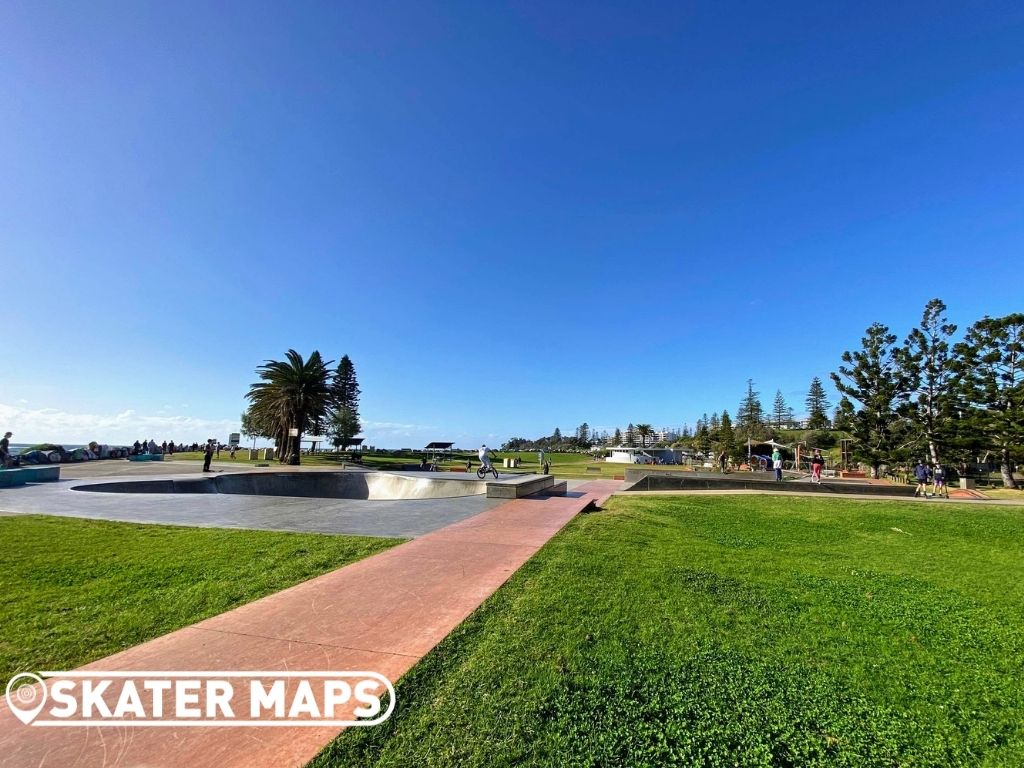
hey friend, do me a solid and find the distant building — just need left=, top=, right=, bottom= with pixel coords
left=606, top=446, right=688, bottom=464
left=605, top=427, right=680, bottom=446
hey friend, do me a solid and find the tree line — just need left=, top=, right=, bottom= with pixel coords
left=831, top=300, right=1022, bottom=487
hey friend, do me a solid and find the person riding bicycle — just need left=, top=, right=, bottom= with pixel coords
left=478, top=444, right=493, bottom=472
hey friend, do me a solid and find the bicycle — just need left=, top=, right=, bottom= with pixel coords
left=476, top=463, right=498, bottom=479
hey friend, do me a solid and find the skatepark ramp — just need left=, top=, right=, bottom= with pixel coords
left=622, top=470, right=916, bottom=497
left=72, top=471, right=487, bottom=500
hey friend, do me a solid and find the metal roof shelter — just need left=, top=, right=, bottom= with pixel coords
left=424, top=441, right=455, bottom=461
left=744, top=438, right=792, bottom=463
left=745, top=439, right=791, bottom=450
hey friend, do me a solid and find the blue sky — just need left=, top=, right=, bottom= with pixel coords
left=2, top=1, right=1022, bottom=447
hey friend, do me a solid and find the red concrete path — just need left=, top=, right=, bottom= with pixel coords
left=0, top=480, right=621, bottom=768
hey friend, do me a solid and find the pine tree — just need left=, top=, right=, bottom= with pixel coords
left=717, top=410, right=736, bottom=458
left=576, top=423, right=590, bottom=446
left=772, top=390, right=789, bottom=430
left=332, top=355, right=361, bottom=414
left=833, top=398, right=855, bottom=432
left=330, top=407, right=361, bottom=451
left=552, top=427, right=562, bottom=443
left=899, top=299, right=958, bottom=467
left=625, top=423, right=636, bottom=447
left=613, top=427, right=622, bottom=445
left=831, top=323, right=914, bottom=477
left=693, top=423, right=712, bottom=455
left=951, top=313, right=1024, bottom=488
left=737, top=380, right=766, bottom=441
left=805, top=377, right=831, bottom=430
left=329, top=354, right=361, bottom=452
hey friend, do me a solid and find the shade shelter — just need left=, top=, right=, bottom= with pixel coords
left=335, top=438, right=364, bottom=452
left=423, top=441, right=455, bottom=463
left=745, top=438, right=791, bottom=466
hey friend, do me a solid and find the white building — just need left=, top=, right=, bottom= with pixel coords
left=606, top=446, right=688, bottom=464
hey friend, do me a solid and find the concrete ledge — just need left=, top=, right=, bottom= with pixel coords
left=20, top=466, right=61, bottom=483
left=538, top=480, right=568, bottom=497
left=0, top=469, right=28, bottom=488
left=486, top=474, right=554, bottom=499
left=624, top=470, right=917, bottom=497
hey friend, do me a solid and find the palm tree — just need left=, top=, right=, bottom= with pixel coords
left=246, top=349, right=334, bottom=465
left=635, top=424, right=654, bottom=449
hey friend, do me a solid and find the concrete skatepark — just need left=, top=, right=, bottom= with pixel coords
left=0, top=465, right=497, bottom=538
left=0, top=462, right=569, bottom=537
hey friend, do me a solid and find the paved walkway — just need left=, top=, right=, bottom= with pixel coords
left=0, top=480, right=622, bottom=768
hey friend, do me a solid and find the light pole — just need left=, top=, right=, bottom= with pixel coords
left=288, top=427, right=300, bottom=465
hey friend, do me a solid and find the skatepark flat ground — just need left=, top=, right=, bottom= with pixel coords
left=0, top=461, right=513, bottom=537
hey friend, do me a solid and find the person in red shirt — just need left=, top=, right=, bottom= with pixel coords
left=810, top=450, right=825, bottom=484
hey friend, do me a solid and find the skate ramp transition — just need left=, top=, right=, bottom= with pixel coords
left=72, top=471, right=487, bottom=500
left=623, top=470, right=916, bottom=497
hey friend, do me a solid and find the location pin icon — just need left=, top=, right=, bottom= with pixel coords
left=6, top=673, right=48, bottom=725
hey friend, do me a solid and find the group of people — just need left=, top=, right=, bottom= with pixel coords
left=132, top=439, right=236, bottom=460
left=132, top=439, right=196, bottom=455
left=913, top=460, right=950, bottom=499
left=716, top=447, right=827, bottom=484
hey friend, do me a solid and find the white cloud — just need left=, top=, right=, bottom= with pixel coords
left=0, top=402, right=237, bottom=446
left=361, top=420, right=438, bottom=445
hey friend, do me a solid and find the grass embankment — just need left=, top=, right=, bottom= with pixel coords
left=0, top=516, right=402, bottom=688
left=981, top=487, right=1024, bottom=502
left=313, top=495, right=1024, bottom=767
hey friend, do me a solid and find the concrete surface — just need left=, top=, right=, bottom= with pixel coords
left=0, top=471, right=502, bottom=538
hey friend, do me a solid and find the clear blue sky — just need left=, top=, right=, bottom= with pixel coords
left=2, top=1, right=1022, bottom=447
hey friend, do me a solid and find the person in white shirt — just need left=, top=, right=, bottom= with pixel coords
left=478, top=444, right=492, bottom=471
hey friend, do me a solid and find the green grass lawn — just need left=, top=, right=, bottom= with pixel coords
left=0, top=516, right=401, bottom=688
left=980, top=487, right=1024, bottom=502
left=312, top=495, right=1024, bottom=767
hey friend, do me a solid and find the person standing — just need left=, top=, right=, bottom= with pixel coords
left=913, top=460, right=929, bottom=497
left=203, top=441, right=214, bottom=472
left=810, top=450, right=825, bottom=484
left=772, top=447, right=783, bottom=481
left=537, top=448, right=546, bottom=472
left=0, top=431, right=12, bottom=468
left=933, top=463, right=949, bottom=499
left=718, top=449, right=728, bottom=473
